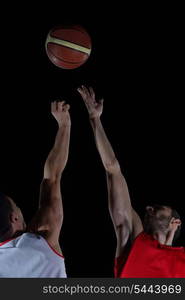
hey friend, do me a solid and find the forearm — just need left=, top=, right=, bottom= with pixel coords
left=90, top=117, right=119, bottom=173
left=165, top=230, right=176, bottom=246
left=90, top=117, right=134, bottom=228
left=44, top=123, right=71, bottom=180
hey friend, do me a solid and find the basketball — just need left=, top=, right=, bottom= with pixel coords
left=45, top=25, right=92, bottom=69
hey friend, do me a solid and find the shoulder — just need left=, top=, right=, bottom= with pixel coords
left=28, top=231, right=64, bottom=258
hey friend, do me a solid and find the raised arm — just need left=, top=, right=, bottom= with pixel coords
left=28, top=101, right=71, bottom=251
left=77, top=86, right=143, bottom=257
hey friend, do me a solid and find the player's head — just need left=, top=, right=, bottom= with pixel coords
left=0, top=192, right=26, bottom=242
left=143, top=204, right=181, bottom=243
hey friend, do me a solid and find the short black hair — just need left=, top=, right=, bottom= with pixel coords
left=0, top=192, right=13, bottom=242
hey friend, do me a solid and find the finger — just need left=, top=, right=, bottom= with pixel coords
left=83, top=97, right=91, bottom=109
left=100, top=98, right=104, bottom=105
left=170, top=217, right=175, bottom=223
left=89, top=87, right=95, bottom=100
left=78, top=86, right=93, bottom=109
left=59, top=102, right=66, bottom=111
left=81, top=96, right=91, bottom=110
left=63, top=104, right=70, bottom=111
left=58, top=101, right=65, bottom=106
left=79, top=88, right=89, bottom=104
left=171, top=218, right=181, bottom=225
left=81, top=85, right=90, bottom=96
left=77, top=87, right=83, bottom=94
left=77, top=87, right=86, bottom=100
left=174, top=218, right=181, bottom=225
left=83, top=86, right=96, bottom=107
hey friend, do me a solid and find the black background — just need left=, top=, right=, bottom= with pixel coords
left=0, top=3, right=184, bottom=277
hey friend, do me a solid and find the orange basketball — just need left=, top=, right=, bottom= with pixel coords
left=45, top=25, right=92, bottom=69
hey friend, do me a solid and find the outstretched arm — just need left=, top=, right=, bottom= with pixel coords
left=77, top=86, right=143, bottom=257
left=28, top=101, right=71, bottom=250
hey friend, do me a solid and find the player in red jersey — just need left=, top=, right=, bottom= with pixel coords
left=77, top=85, right=185, bottom=278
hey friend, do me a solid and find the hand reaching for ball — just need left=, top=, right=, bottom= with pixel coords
left=51, top=101, right=71, bottom=127
left=77, top=85, right=104, bottom=119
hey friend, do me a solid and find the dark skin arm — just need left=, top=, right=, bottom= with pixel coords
left=28, top=101, right=71, bottom=253
left=77, top=86, right=143, bottom=258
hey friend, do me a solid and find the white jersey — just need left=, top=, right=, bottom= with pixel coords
left=0, top=232, right=67, bottom=278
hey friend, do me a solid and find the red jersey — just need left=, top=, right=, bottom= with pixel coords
left=114, top=232, right=185, bottom=278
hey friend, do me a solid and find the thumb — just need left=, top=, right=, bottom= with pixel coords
left=63, top=104, right=70, bottom=111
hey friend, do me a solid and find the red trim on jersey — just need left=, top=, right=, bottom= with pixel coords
left=0, top=234, right=64, bottom=259
left=0, top=237, right=16, bottom=246
left=46, top=241, right=64, bottom=258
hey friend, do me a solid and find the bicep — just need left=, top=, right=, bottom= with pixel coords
left=131, top=209, right=143, bottom=241
left=27, top=178, right=63, bottom=246
left=115, top=209, right=143, bottom=258
left=106, top=170, right=143, bottom=257
left=106, top=170, right=133, bottom=233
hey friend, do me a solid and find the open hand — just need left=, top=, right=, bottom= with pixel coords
left=77, top=85, right=104, bottom=119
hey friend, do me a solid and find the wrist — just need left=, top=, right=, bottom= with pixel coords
left=89, top=115, right=101, bottom=122
left=58, top=121, right=71, bottom=128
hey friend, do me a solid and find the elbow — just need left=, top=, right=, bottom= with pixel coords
left=105, top=158, right=120, bottom=174
left=54, top=212, right=64, bottom=226
left=44, top=160, right=63, bottom=182
left=49, top=203, right=64, bottom=226
left=111, top=209, right=132, bottom=230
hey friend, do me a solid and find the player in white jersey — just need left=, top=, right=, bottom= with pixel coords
left=0, top=101, right=71, bottom=277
